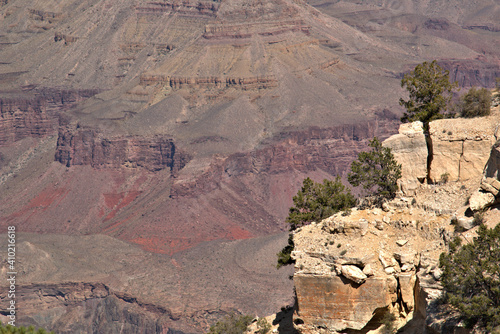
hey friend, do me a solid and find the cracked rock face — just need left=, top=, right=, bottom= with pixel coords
left=428, top=117, right=497, bottom=184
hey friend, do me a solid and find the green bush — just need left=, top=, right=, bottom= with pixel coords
left=286, top=176, right=355, bottom=231
left=348, top=137, right=402, bottom=205
left=458, top=87, right=492, bottom=118
left=276, top=176, right=355, bottom=268
left=439, top=224, right=500, bottom=330
left=0, top=323, right=54, bottom=334
left=207, top=314, right=253, bottom=334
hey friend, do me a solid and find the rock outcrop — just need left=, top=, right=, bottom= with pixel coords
left=383, top=121, right=427, bottom=195
left=0, top=88, right=100, bottom=146
left=428, top=117, right=497, bottom=183
left=0, top=282, right=172, bottom=334
left=383, top=110, right=500, bottom=194
left=55, top=125, right=191, bottom=173
left=292, top=207, right=452, bottom=333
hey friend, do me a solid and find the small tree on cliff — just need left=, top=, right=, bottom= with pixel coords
left=399, top=60, right=457, bottom=132
left=347, top=137, right=402, bottom=205
left=276, top=176, right=355, bottom=268
left=439, top=223, right=500, bottom=331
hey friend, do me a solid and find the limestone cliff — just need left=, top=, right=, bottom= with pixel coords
left=383, top=107, right=500, bottom=192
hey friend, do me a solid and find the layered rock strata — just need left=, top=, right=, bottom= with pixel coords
left=172, top=118, right=399, bottom=198
left=55, top=126, right=191, bottom=172
left=0, top=88, right=100, bottom=146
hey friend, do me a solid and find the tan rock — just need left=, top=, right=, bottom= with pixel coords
left=399, top=273, right=417, bottom=311
left=383, top=121, right=427, bottom=195
left=341, top=265, right=367, bottom=284
left=429, top=118, right=496, bottom=183
left=480, top=181, right=499, bottom=196
left=387, top=275, right=398, bottom=303
left=396, top=239, right=408, bottom=246
left=379, top=250, right=398, bottom=268
left=363, top=264, right=374, bottom=276
left=294, top=275, right=392, bottom=331
left=469, top=190, right=496, bottom=211
left=485, top=177, right=500, bottom=191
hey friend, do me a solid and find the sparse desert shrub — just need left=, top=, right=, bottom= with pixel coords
left=380, top=312, right=397, bottom=334
left=472, top=211, right=486, bottom=226
left=256, top=318, right=271, bottom=334
left=439, top=224, right=500, bottom=330
left=0, top=323, right=54, bottom=334
left=440, top=172, right=450, bottom=184
left=458, top=87, right=492, bottom=118
left=208, top=314, right=253, bottom=334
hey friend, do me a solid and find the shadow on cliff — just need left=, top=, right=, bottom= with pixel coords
left=273, top=305, right=298, bottom=334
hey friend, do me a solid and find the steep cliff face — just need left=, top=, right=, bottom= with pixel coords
left=428, top=117, right=497, bottom=183
left=439, top=59, right=500, bottom=89
left=383, top=111, right=500, bottom=192
left=2, top=283, right=172, bottom=334
left=55, top=125, right=191, bottom=173
left=0, top=89, right=100, bottom=146
left=0, top=97, right=57, bottom=145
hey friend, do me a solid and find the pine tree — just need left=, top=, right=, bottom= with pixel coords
left=348, top=137, right=402, bottom=204
left=439, top=223, right=500, bottom=330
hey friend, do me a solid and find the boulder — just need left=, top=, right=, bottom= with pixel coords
left=341, top=265, right=367, bottom=284
left=469, top=190, right=496, bottom=211
left=379, top=250, right=398, bottom=268
left=456, top=216, right=475, bottom=231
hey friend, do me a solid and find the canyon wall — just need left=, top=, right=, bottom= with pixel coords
left=0, top=88, right=100, bottom=146
left=55, top=126, right=191, bottom=172
left=171, top=117, right=400, bottom=198
left=1, top=282, right=173, bottom=334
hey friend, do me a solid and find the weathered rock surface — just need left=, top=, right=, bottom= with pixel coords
left=383, top=121, right=427, bottom=195
left=0, top=89, right=99, bottom=146
left=292, top=207, right=453, bottom=333
left=55, top=125, right=191, bottom=173
left=469, top=190, right=496, bottom=211
left=428, top=117, right=497, bottom=183
left=294, top=275, right=392, bottom=331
